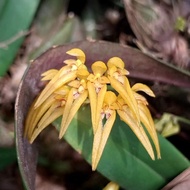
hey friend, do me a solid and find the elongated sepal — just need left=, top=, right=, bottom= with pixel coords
left=95, top=85, right=107, bottom=133
left=41, top=69, right=58, bottom=81
left=59, top=90, right=88, bottom=139
left=30, top=107, right=64, bottom=143
left=138, top=103, right=161, bottom=159
left=103, top=182, right=119, bottom=190
left=92, top=111, right=116, bottom=170
left=108, top=76, right=140, bottom=123
left=26, top=94, right=57, bottom=138
left=117, top=109, right=155, bottom=160
left=132, top=83, right=155, bottom=97
left=59, top=89, right=74, bottom=138
left=24, top=98, right=38, bottom=138
left=34, top=70, right=76, bottom=108
left=87, top=82, right=97, bottom=133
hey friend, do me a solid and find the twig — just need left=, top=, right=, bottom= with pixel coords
left=0, top=30, right=30, bottom=49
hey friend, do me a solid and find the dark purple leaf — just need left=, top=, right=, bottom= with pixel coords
left=162, top=168, right=190, bottom=190
left=15, top=40, right=190, bottom=190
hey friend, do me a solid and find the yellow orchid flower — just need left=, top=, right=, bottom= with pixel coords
left=116, top=95, right=155, bottom=160
left=34, top=48, right=85, bottom=108
left=87, top=61, right=109, bottom=133
left=25, top=48, right=161, bottom=171
left=25, top=48, right=86, bottom=142
left=26, top=86, right=69, bottom=143
left=107, top=57, right=140, bottom=125
left=59, top=68, right=89, bottom=139
left=131, top=83, right=161, bottom=159
left=30, top=103, right=64, bottom=143
left=92, top=91, right=118, bottom=170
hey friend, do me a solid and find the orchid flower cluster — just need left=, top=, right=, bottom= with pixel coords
left=25, top=48, right=161, bottom=170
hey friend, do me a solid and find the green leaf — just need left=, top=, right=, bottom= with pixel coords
left=27, top=0, right=78, bottom=61
left=0, top=0, right=40, bottom=76
left=30, top=16, right=84, bottom=61
left=53, top=105, right=190, bottom=190
left=0, top=0, right=7, bottom=15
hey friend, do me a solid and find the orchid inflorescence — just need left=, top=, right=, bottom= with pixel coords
left=25, top=48, right=161, bottom=170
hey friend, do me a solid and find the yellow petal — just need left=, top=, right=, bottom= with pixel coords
left=103, top=91, right=117, bottom=106
left=87, top=82, right=97, bottom=133
left=41, top=69, right=58, bottom=77
left=37, top=102, right=60, bottom=128
left=63, top=59, right=77, bottom=65
left=123, top=77, right=140, bottom=119
left=24, top=98, right=38, bottom=137
left=28, top=102, right=59, bottom=140
left=108, top=76, right=140, bottom=123
left=118, top=68, right=129, bottom=75
left=99, top=76, right=110, bottom=84
left=87, top=73, right=95, bottom=82
left=92, top=111, right=116, bottom=170
left=59, top=90, right=88, bottom=139
left=132, top=83, right=155, bottom=97
left=41, top=69, right=58, bottom=81
left=66, top=48, right=85, bottom=64
left=138, top=103, right=161, bottom=158
left=107, top=57, right=125, bottom=69
left=133, top=92, right=148, bottom=105
left=91, top=61, right=107, bottom=76
left=34, top=70, right=76, bottom=108
left=68, top=80, right=80, bottom=88
left=95, top=85, right=107, bottom=133
left=117, top=109, right=155, bottom=160
left=41, top=74, right=56, bottom=81
left=54, top=86, right=70, bottom=96
left=103, top=182, right=119, bottom=190
left=107, top=66, right=117, bottom=77
left=59, top=88, right=74, bottom=139
left=30, top=107, right=64, bottom=143
left=76, top=68, right=89, bottom=79
left=27, top=94, right=57, bottom=138
left=92, top=120, right=102, bottom=170
left=56, top=65, right=72, bottom=78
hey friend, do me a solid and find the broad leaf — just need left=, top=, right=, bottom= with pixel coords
left=54, top=105, right=190, bottom=190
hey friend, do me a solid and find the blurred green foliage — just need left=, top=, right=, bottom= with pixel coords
left=0, top=0, right=40, bottom=76
left=0, top=147, right=17, bottom=170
